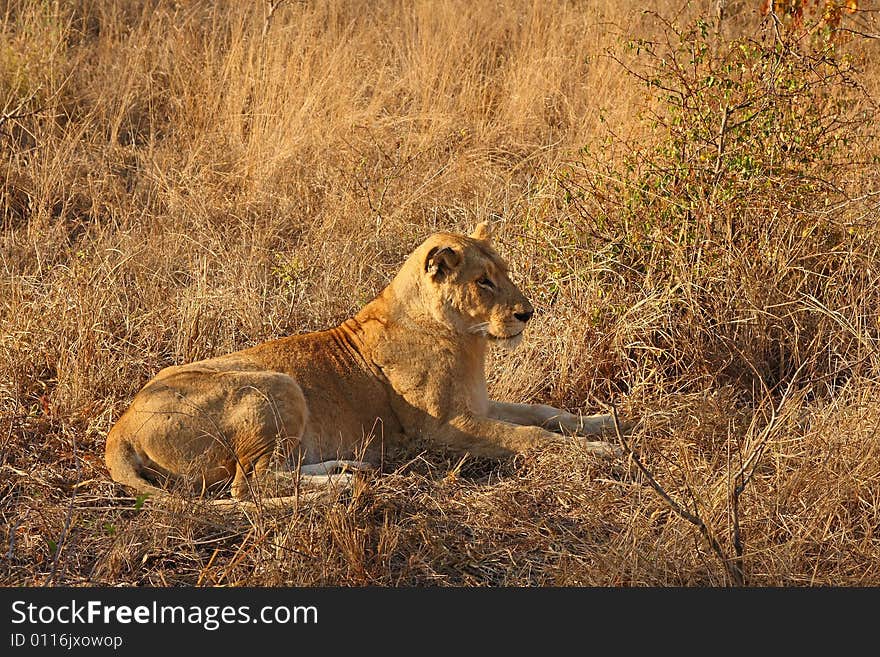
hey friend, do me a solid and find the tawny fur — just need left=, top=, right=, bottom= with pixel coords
left=104, top=222, right=625, bottom=505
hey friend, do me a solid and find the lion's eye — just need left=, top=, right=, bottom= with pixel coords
left=477, top=276, right=495, bottom=290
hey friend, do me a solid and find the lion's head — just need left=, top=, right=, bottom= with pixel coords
left=393, top=222, right=534, bottom=348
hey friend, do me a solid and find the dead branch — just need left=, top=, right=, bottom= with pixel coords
left=612, top=405, right=744, bottom=586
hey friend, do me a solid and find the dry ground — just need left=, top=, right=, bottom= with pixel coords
left=3, top=0, right=880, bottom=586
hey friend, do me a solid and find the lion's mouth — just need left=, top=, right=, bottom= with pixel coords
left=488, top=331, right=523, bottom=341
left=488, top=331, right=524, bottom=350
left=468, top=322, right=524, bottom=346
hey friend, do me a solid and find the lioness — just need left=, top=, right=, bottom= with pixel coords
left=105, top=222, right=624, bottom=505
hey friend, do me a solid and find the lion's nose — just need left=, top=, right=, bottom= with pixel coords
left=514, top=309, right=534, bottom=323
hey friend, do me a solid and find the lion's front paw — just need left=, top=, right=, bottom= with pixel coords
left=583, top=413, right=639, bottom=438
left=614, top=416, right=639, bottom=436
left=566, top=413, right=617, bottom=437
left=338, top=460, right=376, bottom=475
left=579, top=439, right=624, bottom=459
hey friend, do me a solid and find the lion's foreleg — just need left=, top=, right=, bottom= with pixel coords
left=434, top=414, right=620, bottom=458
left=487, top=401, right=616, bottom=436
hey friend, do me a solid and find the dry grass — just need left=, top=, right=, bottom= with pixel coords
left=2, top=0, right=880, bottom=586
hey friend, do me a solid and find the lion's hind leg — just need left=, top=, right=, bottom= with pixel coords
left=216, top=474, right=354, bottom=512
left=223, top=454, right=361, bottom=511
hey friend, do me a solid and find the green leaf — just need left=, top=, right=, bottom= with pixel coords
left=134, top=494, right=149, bottom=511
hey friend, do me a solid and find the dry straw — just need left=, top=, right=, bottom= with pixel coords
left=2, top=0, right=880, bottom=586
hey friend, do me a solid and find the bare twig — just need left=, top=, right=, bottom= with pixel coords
left=0, top=86, right=46, bottom=146
left=0, top=105, right=46, bottom=129
left=5, top=518, right=22, bottom=559
left=714, top=0, right=726, bottom=40
left=262, top=0, right=291, bottom=39
left=45, top=432, right=81, bottom=586
left=726, top=420, right=744, bottom=579
left=611, top=405, right=744, bottom=586
left=0, top=86, right=44, bottom=125
left=836, top=27, right=880, bottom=40
left=713, top=103, right=730, bottom=181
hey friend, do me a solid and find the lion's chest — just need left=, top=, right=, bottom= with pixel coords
left=468, top=373, right=489, bottom=416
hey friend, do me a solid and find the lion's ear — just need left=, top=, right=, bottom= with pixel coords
left=470, top=221, right=493, bottom=242
left=425, top=246, right=461, bottom=280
